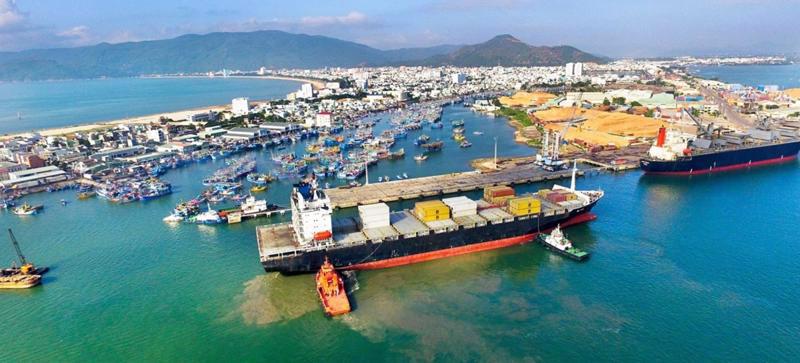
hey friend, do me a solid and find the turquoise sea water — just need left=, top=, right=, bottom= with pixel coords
left=692, top=64, right=800, bottom=89
left=1, top=102, right=799, bottom=361
left=0, top=77, right=300, bottom=134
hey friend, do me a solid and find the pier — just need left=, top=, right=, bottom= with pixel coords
left=325, top=164, right=592, bottom=209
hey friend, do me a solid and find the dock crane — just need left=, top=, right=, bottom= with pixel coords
left=537, top=91, right=583, bottom=171
left=6, top=228, right=48, bottom=275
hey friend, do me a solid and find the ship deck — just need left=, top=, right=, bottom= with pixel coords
left=256, top=224, right=300, bottom=261
left=257, top=190, right=581, bottom=262
left=324, top=163, right=585, bottom=209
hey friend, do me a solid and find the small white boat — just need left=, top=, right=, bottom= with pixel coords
left=414, top=154, right=428, bottom=161
left=194, top=203, right=222, bottom=224
left=473, top=131, right=483, bottom=135
left=163, top=213, right=184, bottom=223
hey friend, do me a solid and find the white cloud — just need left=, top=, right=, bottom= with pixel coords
left=300, top=11, right=369, bottom=27
left=57, top=25, right=92, bottom=46
left=0, top=0, right=28, bottom=31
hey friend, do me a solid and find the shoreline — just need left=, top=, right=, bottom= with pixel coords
left=1, top=75, right=321, bottom=139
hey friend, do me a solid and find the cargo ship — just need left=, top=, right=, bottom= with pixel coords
left=640, top=112, right=800, bottom=175
left=256, top=167, right=603, bottom=274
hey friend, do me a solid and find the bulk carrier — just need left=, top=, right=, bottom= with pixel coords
left=256, top=167, right=603, bottom=274
left=640, top=111, right=800, bottom=175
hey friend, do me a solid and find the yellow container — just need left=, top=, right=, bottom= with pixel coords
left=508, top=208, right=539, bottom=216
left=488, top=195, right=514, bottom=206
left=563, top=193, right=577, bottom=201
left=537, top=189, right=551, bottom=197
left=508, top=196, right=540, bottom=209
left=414, top=201, right=450, bottom=221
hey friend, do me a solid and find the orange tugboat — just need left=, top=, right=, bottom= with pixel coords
left=315, top=257, right=351, bottom=316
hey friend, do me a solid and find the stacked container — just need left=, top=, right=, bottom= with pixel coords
left=545, top=192, right=567, bottom=203
left=442, top=196, right=478, bottom=218
left=483, top=186, right=515, bottom=205
left=506, top=196, right=541, bottom=216
left=414, top=200, right=451, bottom=222
left=358, top=203, right=391, bottom=229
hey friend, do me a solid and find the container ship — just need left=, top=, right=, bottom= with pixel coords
left=256, top=169, right=603, bottom=274
left=640, top=112, right=800, bottom=175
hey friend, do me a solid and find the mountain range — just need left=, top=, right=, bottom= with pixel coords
left=0, top=31, right=605, bottom=81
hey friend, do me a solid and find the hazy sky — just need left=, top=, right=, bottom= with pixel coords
left=1, top=0, right=798, bottom=57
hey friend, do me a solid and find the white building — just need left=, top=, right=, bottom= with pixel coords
left=146, top=129, right=167, bottom=143
left=297, top=83, right=314, bottom=99
left=1, top=166, right=68, bottom=189
left=325, top=81, right=341, bottom=90
left=232, top=97, right=250, bottom=116
left=451, top=73, right=466, bottom=84
left=314, top=112, right=334, bottom=128
left=565, top=62, right=583, bottom=77
left=223, top=127, right=269, bottom=141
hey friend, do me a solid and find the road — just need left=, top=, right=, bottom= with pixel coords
left=699, top=86, right=753, bottom=130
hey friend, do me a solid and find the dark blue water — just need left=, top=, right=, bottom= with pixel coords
left=692, top=64, right=800, bottom=89
left=0, top=77, right=300, bottom=134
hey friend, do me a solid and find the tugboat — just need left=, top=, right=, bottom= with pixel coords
left=1, top=229, right=48, bottom=289
left=315, top=257, right=351, bottom=316
left=536, top=225, right=589, bottom=261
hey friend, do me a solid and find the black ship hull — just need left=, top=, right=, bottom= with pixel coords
left=640, top=141, right=800, bottom=175
left=261, top=201, right=597, bottom=274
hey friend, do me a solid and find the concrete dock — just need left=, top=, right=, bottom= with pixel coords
left=325, top=164, right=588, bottom=209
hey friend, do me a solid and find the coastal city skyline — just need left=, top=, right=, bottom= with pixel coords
left=2, top=0, right=800, bottom=56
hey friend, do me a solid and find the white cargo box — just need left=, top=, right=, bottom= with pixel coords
left=424, top=218, right=458, bottom=233
left=362, top=225, right=399, bottom=241
left=453, top=214, right=487, bottom=228
left=478, top=207, right=514, bottom=223
left=390, top=211, right=430, bottom=237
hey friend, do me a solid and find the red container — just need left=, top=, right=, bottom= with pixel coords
left=546, top=193, right=567, bottom=203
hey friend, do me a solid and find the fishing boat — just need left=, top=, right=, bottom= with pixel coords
left=451, top=119, right=465, bottom=127
left=77, top=190, right=95, bottom=200
left=250, top=185, right=268, bottom=193
left=388, top=148, right=405, bottom=160
left=12, top=204, right=43, bottom=216
left=315, top=257, right=351, bottom=316
left=430, top=122, right=444, bottom=129
left=421, top=140, right=444, bottom=151
left=414, top=154, right=428, bottom=161
left=536, top=225, right=589, bottom=261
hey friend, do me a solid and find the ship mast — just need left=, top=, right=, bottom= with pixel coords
left=570, top=160, right=577, bottom=191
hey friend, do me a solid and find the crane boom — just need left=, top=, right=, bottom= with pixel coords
left=8, top=228, right=27, bottom=265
